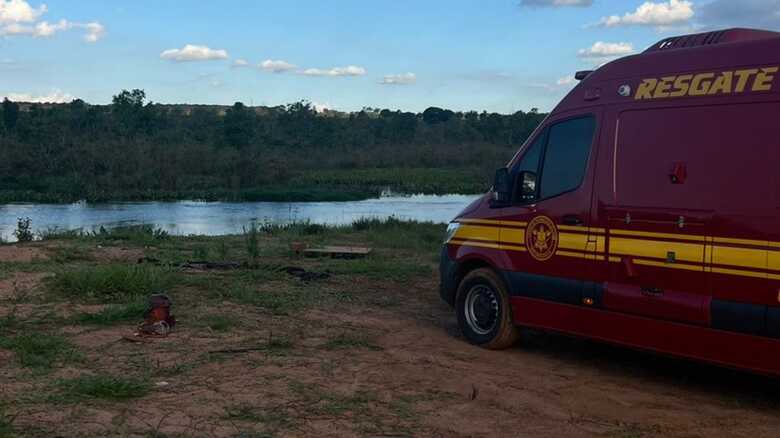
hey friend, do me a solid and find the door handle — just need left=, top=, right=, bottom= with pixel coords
left=640, top=286, right=664, bottom=297
left=562, top=215, right=583, bottom=226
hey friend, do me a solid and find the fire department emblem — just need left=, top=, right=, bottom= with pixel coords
left=525, top=216, right=559, bottom=261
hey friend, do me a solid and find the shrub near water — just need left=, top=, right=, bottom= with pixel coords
left=50, top=264, right=173, bottom=302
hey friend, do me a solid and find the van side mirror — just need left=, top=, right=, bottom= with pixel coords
left=516, top=170, right=537, bottom=203
left=491, top=167, right=511, bottom=208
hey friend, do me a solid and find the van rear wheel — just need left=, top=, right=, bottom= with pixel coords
left=455, top=268, right=519, bottom=349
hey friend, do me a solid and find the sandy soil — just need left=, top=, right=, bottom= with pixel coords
left=2, top=243, right=780, bottom=437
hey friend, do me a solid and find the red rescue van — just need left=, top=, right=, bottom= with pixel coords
left=440, top=28, right=780, bottom=376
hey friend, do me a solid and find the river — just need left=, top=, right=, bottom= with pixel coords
left=0, top=194, right=481, bottom=241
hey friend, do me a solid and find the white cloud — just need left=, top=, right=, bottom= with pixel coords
left=82, top=21, right=104, bottom=42
left=300, top=65, right=366, bottom=77
left=260, top=59, right=296, bottom=73
left=578, top=41, right=634, bottom=62
left=520, top=0, right=592, bottom=7
left=380, top=72, right=416, bottom=85
left=232, top=58, right=249, bottom=68
left=556, top=75, right=576, bottom=86
left=0, top=0, right=46, bottom=24
left=0, top=1, right=104, bottom=42
left=3, top=88, right=74, bottom=103
left=160, top=44, right=229, bottom=62
left=599, top=0, right=693, bottom=28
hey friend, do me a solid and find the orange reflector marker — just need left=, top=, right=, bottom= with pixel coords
left=583, top=297, right=594, bottom=306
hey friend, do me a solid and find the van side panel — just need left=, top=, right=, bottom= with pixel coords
left=512, top=296, right=780, bottom=376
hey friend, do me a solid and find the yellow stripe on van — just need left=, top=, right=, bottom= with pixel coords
left=500, top=228, right=525, bottom=246
left=448, top=239, right=502, bottom=251
left=766, top=251, right=780, bottom=273
left=501, top=220, right=528, bottom=227
left=634, top=259, right=704, bottom=272
left=558, top=232, right=589, bottom=252
left=713, top=236, right=768, bottom=247
left=711, top=266, right=769, bottom=280
left=453, top=225, right=500, bottom=243
left=609, top=237, right=704, bottom=264
left=712, top=245, right=767, bottom=270
left=610, top=229, right=706, bottom=242
left=501, top=244, right=527, bottom=252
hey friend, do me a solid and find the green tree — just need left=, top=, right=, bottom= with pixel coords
left=2, top=98, right=19, bottom=131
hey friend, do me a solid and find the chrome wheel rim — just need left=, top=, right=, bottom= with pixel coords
left=464, top=284, right=499, bottom=335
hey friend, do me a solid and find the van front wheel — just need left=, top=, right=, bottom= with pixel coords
left=455, top=268, right=519, bottom=349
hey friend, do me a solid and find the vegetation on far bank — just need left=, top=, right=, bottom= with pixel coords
left=0, top=90, right=545, bottom=203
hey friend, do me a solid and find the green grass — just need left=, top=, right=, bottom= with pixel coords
left=54, top=374, right=151, bottom=401
left=203, top=314, right=239, bottom=332
left=323, top=333, right=383, bottom=351
left=322, top=256, right=432, bottom=281
left=0, top=333, right=79, bottom=370
left=48, top=264, right=173, bottom=303
left=74, top=299, right=146, bottom=325
left=288, top=381, right=377, bottom=416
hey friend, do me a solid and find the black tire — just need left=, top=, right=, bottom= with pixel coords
left=455, top=268, right=519, bottom=349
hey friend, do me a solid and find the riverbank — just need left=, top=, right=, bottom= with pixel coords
left=2, top=222, right=779, bottom=437
left=0, top=168, right=489, bottom=204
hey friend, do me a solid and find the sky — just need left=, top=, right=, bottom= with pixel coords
left=1, top=0, right=780, bottom=113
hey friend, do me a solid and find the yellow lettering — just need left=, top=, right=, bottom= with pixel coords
left=708, top=71, right=733, bottom=95
left=635, top=79, right=658, bottom=100
left=753, top=67, right=778, bottom=92
left=670, top=74, right=692, bottom=97
left=734, top=69, right=758, bottom=92
left=654, top=76, right=675, bottom=98
left=689, top=73, right=715, bottom=96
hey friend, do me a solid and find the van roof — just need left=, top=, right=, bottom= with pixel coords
left=555, top=28, right=780, bottom=111
left=590, top=28, right=780, bottom=82
left=644, top=28, right=780, bottom=53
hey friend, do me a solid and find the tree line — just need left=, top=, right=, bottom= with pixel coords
left=0, top=89, right=546, bottom=202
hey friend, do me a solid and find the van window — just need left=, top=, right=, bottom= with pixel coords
left=512, top=132, right=545, bottom=202
left=539, top=116, right=595, bottom=199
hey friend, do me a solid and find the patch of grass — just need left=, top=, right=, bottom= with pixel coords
left=75, top=299, right=146, bottom=325
left=0, top=404, right=14, bottom=438
left=48, top=264, right=173, bottom=303
left=48, top=244, right=95, bottom=263
left=0, top=313, right=18, bottom=331
left=37, top=227, right=88, bottom=241
left=54, top=374, right=150, bottom=402
left=226, top=282, right=354, bottom=316
left=323, top=333, right=383, bottom=351
left=323, top=256, right=431, bottom=281
left=88, top=225, right=169, bottom=246
left=203, top=314, right=239, bottom=332
left=193, top=245, right=210, bottom=260
left=288, top=381, right=377, bottom=416
left=0, top=333, right=80, bottom=370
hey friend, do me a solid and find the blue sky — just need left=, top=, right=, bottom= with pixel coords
left=1, top=0, right=779, bottom=113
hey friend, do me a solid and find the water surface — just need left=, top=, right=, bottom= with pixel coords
left=0, top=194, right=481, bottom=241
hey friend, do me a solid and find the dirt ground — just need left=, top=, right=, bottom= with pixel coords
left=1, top=232, right=780, bottom=437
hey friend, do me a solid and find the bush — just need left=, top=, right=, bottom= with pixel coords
left=243, top=222, right=261, bottom=262
left=13, top=217, right=33, bottom=242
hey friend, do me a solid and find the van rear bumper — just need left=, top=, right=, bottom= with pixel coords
left=439, top=245, right=458, bottom=308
